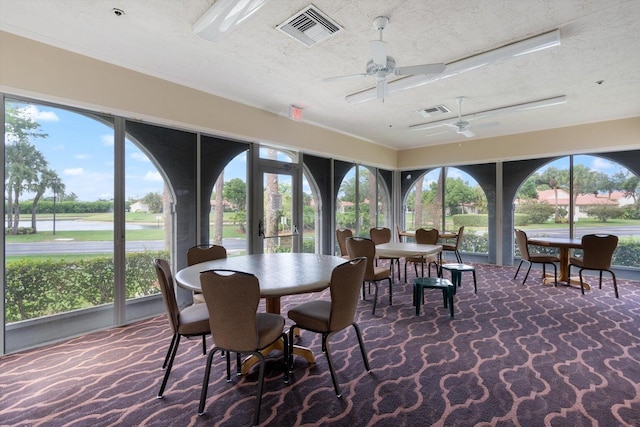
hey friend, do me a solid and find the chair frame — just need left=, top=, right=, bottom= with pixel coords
left=568, top=234, right=619, bottom=298
left=346, top=236, right=393, bottom=315
left=154, top=258, right=210, bottom=399
left=288, top=258, right=370, bottom=397
left=513, top=229, right=560, bottom=285
left=198, top=269, right=289, bottom=426
left=369, top=227, right=401, bottom=282
left=405, top=228, right=441, bottom=280
left=441, top=226, right=465, bottom=263
left=336, top=228, right=353, bottom=259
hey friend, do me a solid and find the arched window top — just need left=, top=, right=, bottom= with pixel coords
left=259, top=146, right=297, bottom=163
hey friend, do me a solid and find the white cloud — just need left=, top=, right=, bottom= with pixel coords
left=20, top=105, right=60, bottom=122
left=591, top=157, right=615, bottom=172
left=75, top=154, right=92, bottom=160
left=101, top=134, right=114, bottom=146
left=143, top=171, right=163, bottom=182
left=64, top=168, right=85, bottom=176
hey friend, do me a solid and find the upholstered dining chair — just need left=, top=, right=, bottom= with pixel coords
left=441, top=226, right=465, bottom=263
left=569, top=234, right=619, bottom=297
left=336, top=228, right=353, bottom=259
left=405, top=228, right=441, bottom=280
left=198, top=269, right=289, bottom=426
left=369, top=227, right=401, bottom=282
left=346, top=236, right=392, bottom=315
left=154, top=258, right=210, bottom=399
left=187, top=244, right=228, bottom=304
left=287, top=257, right=370, bottom=397
left=513, top=229, right=560, bottom=285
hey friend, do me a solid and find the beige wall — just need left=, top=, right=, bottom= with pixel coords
left=2, top=31, right=639, bottom=170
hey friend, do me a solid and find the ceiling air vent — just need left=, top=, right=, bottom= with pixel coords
left=417, top=105, right=451, bottom=118
left=277, top=4, right=342, bottom=47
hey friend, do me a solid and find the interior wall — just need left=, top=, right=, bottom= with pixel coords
left=1, top=31, right=638, bottom=174
left=0, top=31, right=395, bottom=169
left=398, top=117, right=640, bottom=168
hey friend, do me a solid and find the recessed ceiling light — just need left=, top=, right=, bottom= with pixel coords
left=112, top=8, right=125, bottom=17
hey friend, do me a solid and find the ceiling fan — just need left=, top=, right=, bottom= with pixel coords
left=324, top=16, right=446, bottom=101
left=444, top=97, right=476, bottom=138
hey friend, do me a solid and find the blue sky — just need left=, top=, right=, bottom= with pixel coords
left=9, top=102, right=631, bottom=203
left=11, top=102, right=246, bottom=202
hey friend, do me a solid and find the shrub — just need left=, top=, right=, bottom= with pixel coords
left=5, top=250, right=167, bottom=323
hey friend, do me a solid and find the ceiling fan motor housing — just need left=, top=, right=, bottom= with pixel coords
left=366, top=56, right=396, bottom=75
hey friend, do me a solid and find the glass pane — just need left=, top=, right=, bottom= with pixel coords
left=124, top=139, right=166, bottom=307
left=259, top=146, right=296, bottom=163
left=515, top=156, right=571, bottom=239
left=445, top=167, right=487, bottom=255
left=359, top=165, right=375, bottom=236
left=4, top=99, right=114, bottom=336
left=405, top=169, right=441, bottom=233
left=301, top=172, right=318, bottom=253
left=212, top=152, right=247, bottom=257
left=572, top=155, right=639, bottom=267
left=263, top=171, right=294, bottom=253
left=336, top=166, right=356, bottom=232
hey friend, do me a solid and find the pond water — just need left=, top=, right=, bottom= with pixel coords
left=13, top=220, right=157, bottom=231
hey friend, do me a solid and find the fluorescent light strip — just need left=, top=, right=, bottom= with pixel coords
left=193, top=0, right=269, bottom=41
left=409, top=95, right=567, bottom=132
left=346, top=30, right=561, bottom=104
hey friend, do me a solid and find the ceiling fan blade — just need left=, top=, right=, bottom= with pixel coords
left=323, top=73, right=369, bottom=82
left=396, top=63, right=446, bottom=76
left=370, top=39, right=387, bottom=66
left=460, top=129, right=476, bottom=138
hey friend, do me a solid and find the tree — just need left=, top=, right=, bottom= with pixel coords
left=516, top=176, right=539, bottom=200
left=223, top=178, right=246, bottom=210
left=30, top=169, right=64, bottom=232
left=4, top=105, right=49, bottom=234
left=444, top=177, right=477, bottom=215
left=141, top=192, right=163, bottom=213
left=586, top=205, right=625, bottom=222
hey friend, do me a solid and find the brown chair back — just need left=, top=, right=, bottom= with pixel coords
left=328, top=257, right=367, bottom=331
left=154, top=258, right=180, bottom=335
left=200, top=269, right=260, bottom=352
left=345, top=236, right=377, bottom=281
left=580, top=234, right=618, bottom=269
left=415, top=228, right=439, bottom=245
left=187, top=244, right=227, bottom=266
left=336, top=229, right=353, bottom=257
left=514, top=229, right=531, bottom=261
left=453, top=226, right=465, bottom=249
left=369, top=227, right=392, bottom=245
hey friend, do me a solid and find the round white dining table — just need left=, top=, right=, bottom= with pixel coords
left=175, top=252, right=347, bottom=374
left=175, top=252, right=346, bottom=314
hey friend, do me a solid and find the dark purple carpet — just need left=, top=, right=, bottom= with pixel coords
left=1, top=263, right=639, bottom=426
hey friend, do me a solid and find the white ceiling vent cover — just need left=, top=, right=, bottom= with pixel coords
left=417, top=105, right=451, bottom=118
left=277, top=4, right=342, bottom=47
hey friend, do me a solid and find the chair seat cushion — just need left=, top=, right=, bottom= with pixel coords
left=569, top=257, right=583, bottom=267
left=372, top=266, right=391, bottom=280
left=288, top=300, right=331, bottom=332
left=177, top=303, right=211, bottom=335
left=255, top=313, right=285, bottom=348
left=529, top=255, right=561, bottom=263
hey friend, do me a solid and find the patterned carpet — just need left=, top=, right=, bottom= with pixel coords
left=1, top=263, right=639, bottom=427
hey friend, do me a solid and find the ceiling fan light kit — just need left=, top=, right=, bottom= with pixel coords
left=193, top=0, right=270, bottom=41
left=344, top=29, right=561, bottom=105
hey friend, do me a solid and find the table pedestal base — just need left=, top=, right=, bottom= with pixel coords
left=240, top=338, right=315, bottom=376
left=542, top=273, right=591, bottom=290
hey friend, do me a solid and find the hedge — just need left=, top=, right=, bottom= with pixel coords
left=5, top=251, right=167, bottom=323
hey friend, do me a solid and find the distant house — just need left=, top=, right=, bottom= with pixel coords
left=532, top=189, right=630, bottom=219
left=129, top=201, right=149, bottom=213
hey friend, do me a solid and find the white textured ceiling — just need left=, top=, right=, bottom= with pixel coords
left=1, top=0, right=639, bottom=150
